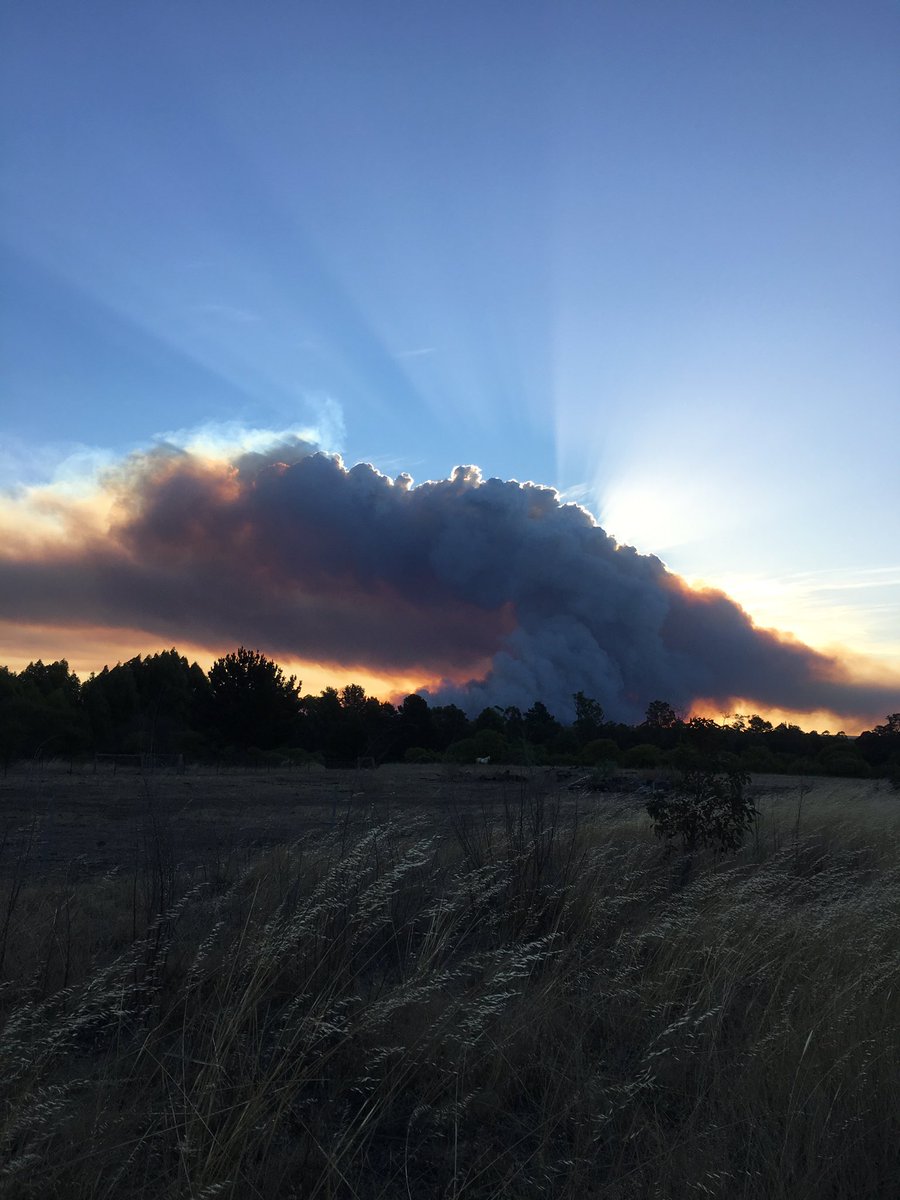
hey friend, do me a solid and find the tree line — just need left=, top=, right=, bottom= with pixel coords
left=1, top=646, right=898, bottom=780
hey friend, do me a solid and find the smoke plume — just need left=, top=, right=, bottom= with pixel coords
left=1, top=440, right=896, bottom=724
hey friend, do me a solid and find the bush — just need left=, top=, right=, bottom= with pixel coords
left=738, top=746, right=784, bottom=773
left=444, top=737, right=479, bottom=763
left=404, top=746, right=441, bottom=764
left=623, top=743, right=662, bottom=769
left=818, top=753, right=871, bottom=778
left=472, top=729, right=511, bottom=761
left=282, top=747, right=324, bottom=766
left=581, top=737, right=621, bottom=766
left=787, top=756, right=824, bottom=776
left=646, top=766, right=756, bottom=855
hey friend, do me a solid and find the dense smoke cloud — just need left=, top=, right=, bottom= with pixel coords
left=1, top=440, right=896, bottom=723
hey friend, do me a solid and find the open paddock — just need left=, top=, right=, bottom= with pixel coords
left=0, top=764, right=898, bottom=1198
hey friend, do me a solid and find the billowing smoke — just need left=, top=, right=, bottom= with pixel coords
left=1, top=440, right=896, bottom=723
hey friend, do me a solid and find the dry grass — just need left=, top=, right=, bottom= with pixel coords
left=0, top=773, right=898, bottom=1198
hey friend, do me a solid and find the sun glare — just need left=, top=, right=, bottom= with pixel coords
left=597, top=471, right=736, bottom=556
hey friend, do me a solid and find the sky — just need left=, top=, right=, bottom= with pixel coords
left=1, top=1, right=898, bottom=729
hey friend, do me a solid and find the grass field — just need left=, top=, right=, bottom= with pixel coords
left=1, top=764, right=898, bottom=1198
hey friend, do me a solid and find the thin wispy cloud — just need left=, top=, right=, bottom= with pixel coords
left=787, top=566, right=900, bottom=595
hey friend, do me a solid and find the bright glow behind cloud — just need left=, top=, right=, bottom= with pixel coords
left=706, top=566, right=900, bottom=672
left=156, top=401, right=346, bottom=464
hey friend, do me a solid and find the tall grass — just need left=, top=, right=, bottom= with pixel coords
left=1, top=778, right=898, bottom=1198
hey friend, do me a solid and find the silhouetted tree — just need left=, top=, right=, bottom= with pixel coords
left=431, top=704, right=470, bottom=751
left=684, top=716, right=722, bottom=757
left=14, top=659, right=89, bottom=757
left=360, top=697, right=398, bottom=761
left=396, top=693, right=435, bottom=754
left=551, top=727, right=580, bottom=761
left=83, top=661, right=140, bottom=751
left=687, top=717, right=719, bottom=733
left=572, top=692, right=604, bottom=745
left=0, top=667, right=23, bottom=766
left=299, top=688, right=343, bottom=759
left=132, top=650, right=209, bottom=753
left=340, top=684, right=367, bottom=713
left=501, top=700, right=528, bottom=739
left=747, top=714, right=774, bottom=734
left=770, top=721, right=807, bottom=759
left=857, top=713, right=900, bottom=775
left=310, top=683, right=394, bottom=761
left=643, top=699, right=679, bottom=730
left=524, top=701, right=560, bottom=745
left=0, top=643, right=889, bottom=782
left=474, top=706, right=506, bottom=734
left=20, top=659, right=80, bottom=704
left=82, top=651, right=208, bottom=754
left=206, top=647, right=300, bottom=750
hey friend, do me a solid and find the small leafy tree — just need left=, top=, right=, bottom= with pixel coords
left=646, top=766, right=756, bottom=855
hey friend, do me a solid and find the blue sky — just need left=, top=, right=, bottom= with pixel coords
left=1, top=1, right=898, bottom=689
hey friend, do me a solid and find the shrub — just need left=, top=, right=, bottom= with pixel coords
left=444, top=736, right=479, bottom=763
left=738, top=745, right=784, bottom=773
left=787, top=756, right=824, bottom=776
left=818, top=752, right=871, bottom=778
left=472, top=729, right=511, bottom=762
left=404, top=746, right=441, bottom=764
left=581, top=737, right=621, bottom=766
left=282, top=746, right=324, bottom=766
left=646, top=766, right=756, bottom=854
left=623, top=743, right=662, bottom=769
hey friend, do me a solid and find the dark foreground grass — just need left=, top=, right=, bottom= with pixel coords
left=1, top=776, right=898, bottom=1198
